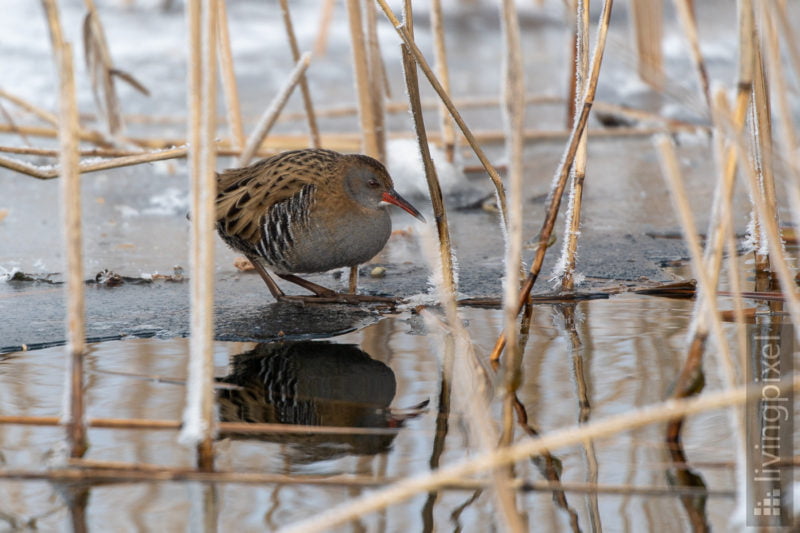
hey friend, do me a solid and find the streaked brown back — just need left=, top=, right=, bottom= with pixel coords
left=215, top=149, right=341, bottom=245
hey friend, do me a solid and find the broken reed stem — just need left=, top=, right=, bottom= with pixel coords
left=401, top=45, right=456, bottom=309
left=216, top=0, right=245, bottom=150
left=559, top=0, right=590, bottom=291
left=279, top=0, right=320, bottom=148
left=280, top=374, right=800, bottom=533
left=672, top=0, right=712, bottom=109
left=429, top=0, right=456, bottom=163
left=83, top=0, right=123, bottom=136
left=181, top=0, right=218, bottom=471
left=491, top=0, right=614, bottom=363
left=375, top=0, right=508, bottom=225
left=346, top=0, right=382, bottom=160
left=237, top=52, right=312, bottom=166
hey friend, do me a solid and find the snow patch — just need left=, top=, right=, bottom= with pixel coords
left=386, top=138, right=464, bottom=199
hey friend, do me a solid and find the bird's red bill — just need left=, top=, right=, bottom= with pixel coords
left=382, top=190, right=426, bottom=222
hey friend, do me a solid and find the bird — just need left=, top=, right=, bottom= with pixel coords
left=215, top=148, right=425, bottom=303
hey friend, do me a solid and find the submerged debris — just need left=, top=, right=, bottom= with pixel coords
left=4, top=271, right=61, bottom=284
left=92, top=266, right=186, bottom=287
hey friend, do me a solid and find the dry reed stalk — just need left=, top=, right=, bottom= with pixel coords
left=0, top=87, right=60, bottom=126
left=279, top=0, right=320, bottom=148
left=567, top=309, right=601, bottom=531
left=498, top=0, right=525, bottom=490
left=181, top=0, right=218, bottom=471
left=656, top=135, right=738, bottom=390
left=280, top=374, right=800, bottom=533
left=0, top=145, right=188, bottom=179
left=0, top=145, right=141, bottom=157
left=429, top=0, right=456, bottom=163
left=346, top=0, right=382, bottom=160
left=629, top=0, right=664, bottom=87
left=760, top=2, right=798, bottom=162
left=375, top=0, right=508, bottom=224
left=672, top=0, right=711, bottom=109
left=490, top=0, right=614, bottom=363
left=216, top=0, right=245, bottom=150
left=716, top=94, right=800, bottom=343
left=750, top=35, right=778, bottom=275
left=313, top=0, right=336, bottom=57
left=364, top=0, right=388, bottom=150
left=401, top=46, right=456, bottom=307
left=420, top=314, right=523, bottom=532
left=0, top=122, right=705, bottom=160
left=0, top=414, right=402, bottom=435
left=83, top=0, right=122, bottom=135
left=40, top=0, right=88, bottom=459
left=558, top=0, right=590, bottom=291
left=0, top=88, right=117, bottom=147
left=237, top=52, right=312, bottom=166
left=0, top=102, right=32, bottom=146
left=773, top=0, right=800, bottom=84
left=760, top=3, right=800, bottom=287
left=82, top=0, right=148, bottom=136
left=655, top=133, right=747, bottom=512
left=0, top=462, right=736, bottom=496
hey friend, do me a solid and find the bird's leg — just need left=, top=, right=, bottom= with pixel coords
left=245, top=254, right=286, bottom=299
left=276, top=272, right=397, bottom=305
left=348, top=266, right=359, bottom=294
left=277, top=273, right=338, bottom=298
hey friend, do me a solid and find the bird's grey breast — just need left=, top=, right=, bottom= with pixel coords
left=263, top=198, right=392, bottom=274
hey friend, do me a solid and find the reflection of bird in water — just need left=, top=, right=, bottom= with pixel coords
left=217, top=340, right=401, bottom=462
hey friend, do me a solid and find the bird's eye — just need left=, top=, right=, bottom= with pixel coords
left=368, top=178, right=380, bottom=188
